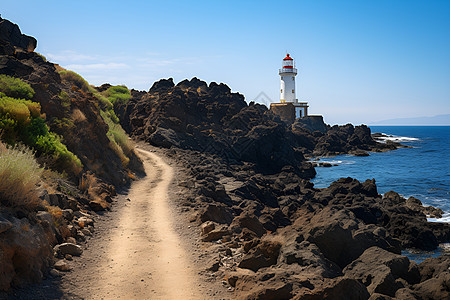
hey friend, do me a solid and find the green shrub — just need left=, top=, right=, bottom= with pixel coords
left=59, top=70, right=96, bottom=94
left=101, top=110, right=133, bottom=167
left=58, top=91, right=71, bottom=108
left=0, top=95, right=41, bottom=122
left=0, top=96, right=81, bottom=175
left=0, top=96, right=31, bottom=123
left=19, top=117, right=82, bottom=175
left=94, top=93, right=113, bottom=110
left=0, top=75, right=35, bottom=100
left=33, top=132, right=82, bottom=174
left=0, top=142, right=43, bottom=208
left=51, top=117, right=75, bottom=131
left=105, top=85, right=131, bottom=106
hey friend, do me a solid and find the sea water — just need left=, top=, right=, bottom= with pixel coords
left=311, top=126, right=450, bottom=262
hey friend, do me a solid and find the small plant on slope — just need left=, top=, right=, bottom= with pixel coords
left=0, top=142, right=43, bottom=208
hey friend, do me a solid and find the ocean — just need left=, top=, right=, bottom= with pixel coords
left=311, top=126, right=450, bottom=262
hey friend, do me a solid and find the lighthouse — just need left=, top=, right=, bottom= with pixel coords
left=279, top=53, right=297, bottom=103
left=270, top=53, right=309, bottom=123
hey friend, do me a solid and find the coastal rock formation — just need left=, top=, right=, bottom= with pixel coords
left=164, top=146, right=450, bottom=299
left=117, top=78, right=314, bottom=176
left=291, top=120, right=403, bottom=158
left=118, top=78, right=403, bottom=177
left=343, top=247, right=420, bottom=296
left=116, top=77, right=449, bottom=298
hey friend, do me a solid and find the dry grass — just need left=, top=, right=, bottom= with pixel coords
left=0, top=142, right=43, bottom=208
left=45, top=205, right=63, bottom=223
left=78, top=172, right=97, bottom=192
left=100, top=110, right=134, bottom=167
left=71, top=108, right=87, bottom=122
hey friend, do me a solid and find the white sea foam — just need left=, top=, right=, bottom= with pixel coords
left=427, top=212, right=450, bottom=223
left=320, top=160, right=355, bottom=165
left=440, top=243, right=450, bottom=250
left=375, top=133, right=420, bottom=143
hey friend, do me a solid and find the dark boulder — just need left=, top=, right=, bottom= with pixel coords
left=292, top=115, right=329, bottom=134
left=0, top=18, right=37, bottom=52
left=297, top=277, right=370, bottom=300
left=238, top=240, right=281, bottom=272
left=343, top=247, right=420, bottom=297
left=198, top=204, right=233, bottom=224
left=303, top=208, right=400, bottom=268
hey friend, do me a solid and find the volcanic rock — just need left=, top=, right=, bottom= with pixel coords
left=343, top=247, right=420, bottom=297
left=54, top=243, right=83, bottom=256
left=238, top=240, right=281, bottom=272
left=0, top=18, right=37, bottom=52
left=0, top=214, right=53, bottom=291
left=54, top=260, right=71, bottom=272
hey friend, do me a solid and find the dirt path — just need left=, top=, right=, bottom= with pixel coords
left=7, top=146, right=230, bottom=300
left=90, top=148, right=200, bottom=299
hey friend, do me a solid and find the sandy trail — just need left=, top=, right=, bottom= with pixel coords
left=92, top=148, right=200, bottom=299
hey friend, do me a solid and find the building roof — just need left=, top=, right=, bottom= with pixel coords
left=283, top=53, right=293, bottom=60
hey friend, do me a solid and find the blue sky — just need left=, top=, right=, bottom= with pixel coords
left=2, top=0, right=449, bottom=124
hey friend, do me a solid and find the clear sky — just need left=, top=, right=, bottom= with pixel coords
left=2, top=0, right=449, bottom=124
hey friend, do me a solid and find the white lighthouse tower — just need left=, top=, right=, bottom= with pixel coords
left=280, top=53, right=297, bottom=103
left=278, top=53, right=308, bottom=119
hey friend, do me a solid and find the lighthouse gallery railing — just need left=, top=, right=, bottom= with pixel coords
left=279, top=68, right=298, bottom=74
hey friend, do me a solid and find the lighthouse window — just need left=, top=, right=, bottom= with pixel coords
left=281, top=76, right=283, bottom=80
left=281, top=89, right=283, bottom=93
left=292, top=89, right=295, bottom=93
left=292, top=77, right=294, bottom=81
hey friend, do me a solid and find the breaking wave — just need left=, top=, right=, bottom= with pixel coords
left=375, top=133, right=420, bottom=143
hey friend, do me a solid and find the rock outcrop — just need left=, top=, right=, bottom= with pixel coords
left=0, top=213, right=54, bottom=291
left=0, top=18, right=143, bottom=194
left=0, top=17, right=37, bottom=53
left=117, top=78, right=314, bottom=177
left=161, top=146, right=450, bottom=299
left=118, top=78, right=403, bottom=179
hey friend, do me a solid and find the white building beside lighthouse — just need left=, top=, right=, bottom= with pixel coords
left=278, top=53, right=308, bottom=119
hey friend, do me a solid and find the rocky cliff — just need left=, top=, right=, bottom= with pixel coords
left=117, top=77, right=314, bottom=177
left=118, top=78, right=401, bottom=174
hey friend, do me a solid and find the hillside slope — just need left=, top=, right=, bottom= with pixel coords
left=0, top=17, right=143, bottom=292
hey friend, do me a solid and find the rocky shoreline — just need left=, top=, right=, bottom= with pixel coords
left=114, top=77, right=450, bottom=299
left=154, top=145, right=449, bottom=299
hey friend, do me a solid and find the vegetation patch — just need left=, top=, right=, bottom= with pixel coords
left=0, top=74, right=35, bottom=100
left=101, top=110, right=133, bottom=167
left=58, top=91, right=71, bottom=108
left=104, top=85, right=131, bottom=106
left=54, top=70, right=134, bottom=171
left=59, top=70, right=96, bottom=94
left=0, top=76, right=82, bottom=175
left=0, top=142, right=43, bottom=208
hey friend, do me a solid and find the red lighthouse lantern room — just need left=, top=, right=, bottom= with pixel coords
left=282, top=53, right=294, bottom=69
